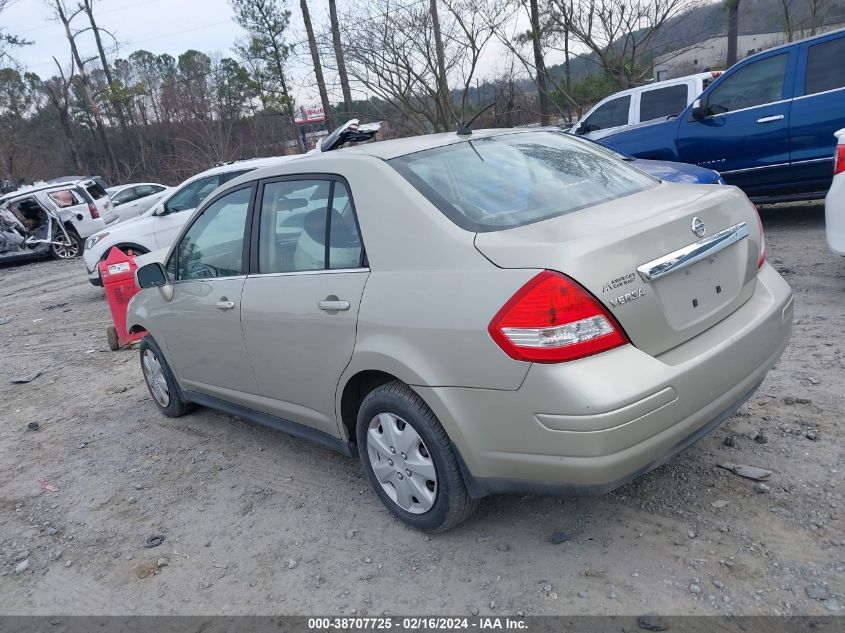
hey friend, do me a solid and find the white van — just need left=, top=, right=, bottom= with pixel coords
left=568, top=71, right=722, bottom=140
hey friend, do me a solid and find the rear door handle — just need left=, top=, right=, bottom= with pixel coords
left=318, top=299, right=350, bottom=312
left=756, top=115, right=784, bottom=124
left=216, top=297, right=235, bottom=310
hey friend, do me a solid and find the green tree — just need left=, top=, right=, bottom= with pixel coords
left=230, top=0, right=302, bottom=151
left=0, top=67, right=33, bottom=178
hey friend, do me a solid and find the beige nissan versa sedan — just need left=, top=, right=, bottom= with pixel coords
left=126, top=128, right=793, bottom=532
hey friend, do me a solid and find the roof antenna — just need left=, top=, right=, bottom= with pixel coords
left=456, top=103, right=496, bottom=136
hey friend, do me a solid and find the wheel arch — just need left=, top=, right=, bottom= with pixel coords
left=339, top=369, right=399, bottom=444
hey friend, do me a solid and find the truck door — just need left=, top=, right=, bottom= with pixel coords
left=676, top=50, right=796, bottom=198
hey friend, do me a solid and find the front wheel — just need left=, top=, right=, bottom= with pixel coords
left=50, top=226, right=82, bottom=259
left=356, top=381, right=478, bottom=533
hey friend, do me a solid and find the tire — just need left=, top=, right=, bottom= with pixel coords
left=50, top=226, right=82, bottom=260
left=107, top=325, right=120, bottom=351
left=138, top=336, right=194, bottom=418
left=356, top=381, right=479, bottom=533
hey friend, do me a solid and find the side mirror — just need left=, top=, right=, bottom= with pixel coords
left=137, top=262, right=168, bottom=289
left=690, top=99, right=707, bottom=120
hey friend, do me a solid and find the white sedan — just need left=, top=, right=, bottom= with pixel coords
left=826, top=128, right=845, bottom=255
left=106, top=182, right=171, bottom=223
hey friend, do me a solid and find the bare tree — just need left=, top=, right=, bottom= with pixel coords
left=563, top=0, right=698, bottom=88
left=79, top=0, right=133, bottom=137
left=300, top=0, right=333, bottom=130
left=51, top=0, right=119, bottom=175
left=430, top=0, right=452, bottom=130
left=328, top=0, right=352, bottom=118
left=341, top=0, right=499, bottom=133
left=780, top=0, right=795, bottom=41
left=725, top=0, right=740, bottom=67
left=528, top=0, right=550, bottom=124
left=41, top=57, right=85, bottom=172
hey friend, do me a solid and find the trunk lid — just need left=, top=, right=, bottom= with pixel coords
left=474, top=182, right=762, bottom=357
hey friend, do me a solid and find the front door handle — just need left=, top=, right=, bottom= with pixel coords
left=216, top=297, right=235, bottom=310
left=757, top=114, right=784, bottom=124
left=318, top=299, right=350, bottom=312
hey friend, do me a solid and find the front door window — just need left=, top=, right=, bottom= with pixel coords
left=168, top=187, right=251, bottom=280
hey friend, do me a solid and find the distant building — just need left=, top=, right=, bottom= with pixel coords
left=653, top=23, right=845, bottom=81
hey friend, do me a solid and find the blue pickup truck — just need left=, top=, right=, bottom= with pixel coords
left=598, top=28, right=845, bottom=203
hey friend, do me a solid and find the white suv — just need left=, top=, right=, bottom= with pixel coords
left=84, top=157, right=299, bottom=285
left=0, top=179, right=118, bottom=258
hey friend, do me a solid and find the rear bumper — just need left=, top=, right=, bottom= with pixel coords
left=414, top=264, right=793, bottom=496
left=825, top=175, right=845, bottom=255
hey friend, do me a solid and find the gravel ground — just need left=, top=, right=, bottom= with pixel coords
left=0, top=201, right=842, bottom=616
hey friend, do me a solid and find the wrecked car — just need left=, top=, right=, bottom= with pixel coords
left=0, top=181, right=118, bottom=262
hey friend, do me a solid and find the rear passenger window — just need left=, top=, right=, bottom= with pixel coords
left=257, top=179, right=362, bottom=274
left=707, top=54, right=787, bottom=113
left=805, top=37, right=845, bottom=95
left=47, top=189, right=81, bottom=208
left=328, top=183, right=363, bottom=269
left=639, top=84, right=688, bottom=122
left=582, top=95, right=630, bottom=132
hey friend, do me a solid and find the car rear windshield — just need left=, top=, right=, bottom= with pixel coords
left=389, top=131, right=656, bottom=232
left=86, top=183, right=107, bottom=200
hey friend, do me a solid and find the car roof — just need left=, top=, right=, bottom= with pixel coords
left=107, top=182, right=164, bottom=192
left=740, top=26, right=845, bottom=60
left=0, top=181, right=93, bottom=205
left=337, top=127, right=538, bottom=160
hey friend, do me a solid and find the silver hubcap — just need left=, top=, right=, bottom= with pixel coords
left=142, top=349, right=170, bottom=408
left=366, top=413, right=437, bottom=514
left=52, top=234, right=78, bottom=258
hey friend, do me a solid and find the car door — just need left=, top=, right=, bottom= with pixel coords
left=239, top=176, right=369, bottom=436
left=153, top=184, right=260, bottom=400
left=790, top=33, right=845, bottom=193
left=676, top=50, right=796, bottom=196
left=133, top=184, right=165, bottom=214
left=112, top=187, right=142, bottom=221
left=153, top=175, right=221, bottom=250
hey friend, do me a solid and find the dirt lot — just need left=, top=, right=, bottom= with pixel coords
left=0, top=202, right=842, bottom=617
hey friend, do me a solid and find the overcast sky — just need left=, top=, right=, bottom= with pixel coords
left=4, top=0, right=551, bottom=105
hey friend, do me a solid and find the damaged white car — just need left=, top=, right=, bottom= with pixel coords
left=0, top=181, right=117, bottom=262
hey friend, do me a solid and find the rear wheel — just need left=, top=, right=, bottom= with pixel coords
left=139, top=336, right=194, bottom=417
left=50, top=226, right=82, bottom=259
left=356, top=381, right=478, bottom=533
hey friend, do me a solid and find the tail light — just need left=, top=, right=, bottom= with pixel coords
left=834, top=144, right=845, bottom=176
left=488, top=271, right=628, bottom=363
left=753, top=204, right=766, bottom=268
left=88, top=202, right=100, bottom=219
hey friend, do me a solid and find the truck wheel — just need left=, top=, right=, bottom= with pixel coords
left=50, top=227, right=82, bottom=259
left=356, top=381, right=479, bottom=533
